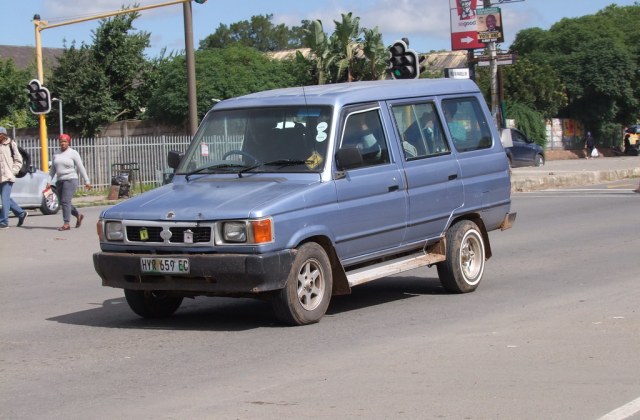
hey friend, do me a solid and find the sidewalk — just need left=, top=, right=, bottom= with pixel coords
left=510, top=155, right=640, bottom=192
left=72, top=155, right=640, bottom=207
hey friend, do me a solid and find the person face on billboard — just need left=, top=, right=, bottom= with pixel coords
left=486, top=14, right=498, bottom=31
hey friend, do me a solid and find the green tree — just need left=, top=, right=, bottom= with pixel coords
left=304, top=13, right=388, bottom=84
left=91, top=11, right=152, bottom=120
left=509, top=4, right=640, bottom=140
left=199, top=14, right=301, bottom=52
left=147, top=46, right=311, bottom=125
left=49, top=44, right=117, bottom=137
left=505, top=102, right=547, bottom=147
left=0, top=58, right=36, bottom=129
left=48, top=10, right=153, bottom=135
left=502, top=58, right=567, bottom=118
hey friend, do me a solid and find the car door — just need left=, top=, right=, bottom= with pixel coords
left=332, top=105, right=407, bottom=264
left=390, top=100, right=464, bottom=244
left=510, top=128, right=536, bottom=166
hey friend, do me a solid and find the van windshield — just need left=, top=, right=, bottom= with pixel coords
left=177, top=106, right=333, bottom=175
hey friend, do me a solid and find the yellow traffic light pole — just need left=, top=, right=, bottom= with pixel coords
left=32, top=0, right=197, bottom=170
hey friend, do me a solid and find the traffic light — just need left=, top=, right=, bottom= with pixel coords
left=26, top=79, right=51, bottom=115
left=193, top=0, right=207, bottom=3
left=388, top=40, right=419, bottom=80
left=418, top=55, right=427, bottom=76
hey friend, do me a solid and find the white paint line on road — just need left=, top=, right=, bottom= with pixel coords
left=598, top=396, right=640, bottom=420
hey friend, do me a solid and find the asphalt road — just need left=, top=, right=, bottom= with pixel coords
left=1, top=180, right=639, bottom=420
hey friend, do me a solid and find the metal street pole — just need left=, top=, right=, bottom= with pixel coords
left=52, top=98, right=63, bottom=135
left=183, top=1, right=198, bottom=136
left=33, top=18, right=49, bottom=171
left=483, top=0, right=500, bottom=127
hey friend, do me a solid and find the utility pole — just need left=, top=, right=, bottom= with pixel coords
left=483, top=0, right=500, bottom=127
left=183, top=0, right=198, bottom=136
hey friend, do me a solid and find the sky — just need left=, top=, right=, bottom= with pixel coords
left=2, top=0, right=636, bottom=57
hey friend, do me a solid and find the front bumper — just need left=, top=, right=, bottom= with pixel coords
left=93, top=250, right=295, bottom=295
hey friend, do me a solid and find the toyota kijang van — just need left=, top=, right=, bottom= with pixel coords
left=93, top=78, right=516, bottom=325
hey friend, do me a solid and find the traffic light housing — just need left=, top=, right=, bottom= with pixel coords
left=388, top=40, right=419, bottom=80
left=193, top=0, right=207, bottom=3
left=26, top=79, right=51, bottom=115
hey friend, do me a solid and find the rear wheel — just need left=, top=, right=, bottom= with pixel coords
left=272, top=242, right=332, bottom=326
left=124, top=290, right=183, bottom=318
left=534, top=154, right=545, bottom=167
left=437, top=220, right=485, bottom=293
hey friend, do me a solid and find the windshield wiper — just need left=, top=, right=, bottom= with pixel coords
left=185, top=162, right=246, bottom=181
left=237, top=159, right=311, bottom=177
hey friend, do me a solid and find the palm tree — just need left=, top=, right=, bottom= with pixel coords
left=304, top=13, right=389, bottom=84
left=330, top=13, right=361, bottom=82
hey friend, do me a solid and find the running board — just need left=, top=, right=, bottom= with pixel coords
left=346, top=247, right=446, bottom=288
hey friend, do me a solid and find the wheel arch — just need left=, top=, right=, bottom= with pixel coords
left=298, top=235, right=350, bottom=296
left=448, top=213, right=492, bottom=260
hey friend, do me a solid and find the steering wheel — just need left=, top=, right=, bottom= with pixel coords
left=222, top=150, right=259, bottom=165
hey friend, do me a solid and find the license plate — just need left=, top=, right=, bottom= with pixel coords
left=140, top=258, right=190, bottom=274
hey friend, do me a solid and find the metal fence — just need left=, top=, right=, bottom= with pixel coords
left=17, top=136, right=192, bottom=190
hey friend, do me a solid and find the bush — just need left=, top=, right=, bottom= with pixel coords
left=506, top=102, right=547, bottom=147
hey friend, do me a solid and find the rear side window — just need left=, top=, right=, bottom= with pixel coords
left=442, top=98, right=493, bottom=152
left=391, top=102, right=450, bottom=160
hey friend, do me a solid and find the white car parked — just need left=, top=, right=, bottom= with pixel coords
left=2, top=167, right=60, bottom=215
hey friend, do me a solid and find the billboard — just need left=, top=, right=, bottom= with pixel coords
left=450, top=0, right=484, bottom=50
left=477, top=7, right=505, bottom=43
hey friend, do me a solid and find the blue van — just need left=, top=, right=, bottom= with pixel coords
left=93, top=78, right=516, bottom=325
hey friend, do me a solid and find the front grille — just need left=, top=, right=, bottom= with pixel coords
left=125, top=224, right=213, bottom=244
left=127, top=226, right=163, bottom=242
left=169, top=226, right=211, bottom=243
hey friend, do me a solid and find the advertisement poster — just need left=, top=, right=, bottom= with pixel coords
left=450, top=0, right=484, bottom=50
left=477, top=7, right=505, bottom=43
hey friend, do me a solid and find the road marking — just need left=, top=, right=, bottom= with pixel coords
left=598, top=396, right=640, bottom=420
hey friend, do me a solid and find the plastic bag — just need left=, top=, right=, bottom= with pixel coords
left=591, top=148, right=599, bottom=158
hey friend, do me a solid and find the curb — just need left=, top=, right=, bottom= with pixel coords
left=511, top=167, right=640, bottom=192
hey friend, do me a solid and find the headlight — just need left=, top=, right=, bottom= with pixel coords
left=223, top=222, right=247, bottom=243
left=105, top=221, right=124, bottom=241
left=217, top=218, right=273, bottom=245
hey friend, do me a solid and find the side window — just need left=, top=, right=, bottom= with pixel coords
left=512, top=130, right=526, bottom=144
left=340, top=109, right=390, bottom=167
left=442, top=97, right=493, bottom=152
left=392, top=102, right=450, bottom=160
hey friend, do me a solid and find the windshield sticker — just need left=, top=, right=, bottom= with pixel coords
left=200, top=142, right=209, bottom=157
left=306, top=151, right=323, bottom=169
left=316, top=122, right=328, bottom=142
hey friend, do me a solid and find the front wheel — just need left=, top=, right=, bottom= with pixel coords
left=124, top=290, right=183, bottom=318
left=272, top=243, right=332, bottom=326
left=534, top=154, right=545, bottom=167
left=437, top=220, right=486, bottom=293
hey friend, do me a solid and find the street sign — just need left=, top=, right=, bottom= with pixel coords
left=450, top=0, right=484, bottom=50
left=474, top=52, right=516, bottom=66
left=472, top=53, right=515, bottom=62
left=445, top=68, right=471, bottom=79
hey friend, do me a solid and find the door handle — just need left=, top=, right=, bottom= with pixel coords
left=388, top=185, right=399, bottom=192
left=448, top=174, right=458, bottom=181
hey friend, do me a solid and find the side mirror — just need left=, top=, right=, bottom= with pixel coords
left=167, top=150, right=183, bottom=169
left=500, top=129, right=513, bottom=148
left=335, top=147, right=363, bottom=170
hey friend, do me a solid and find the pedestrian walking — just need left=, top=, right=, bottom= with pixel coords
left=584, top=131, right=596, bottom=159
left=47, top=133, right=91, bottom=231
left=0, top=127, right=28, bottom=229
